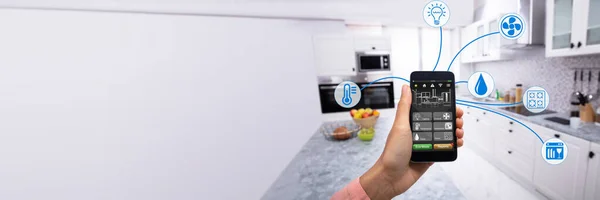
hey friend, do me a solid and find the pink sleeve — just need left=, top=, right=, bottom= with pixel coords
left=330, top=178, right=371, bottom=200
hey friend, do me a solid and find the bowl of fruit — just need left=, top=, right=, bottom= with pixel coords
left=350, top=108, right=380, bottom=129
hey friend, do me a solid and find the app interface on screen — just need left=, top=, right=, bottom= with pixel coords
left=411, top=79, right=454, bottom=151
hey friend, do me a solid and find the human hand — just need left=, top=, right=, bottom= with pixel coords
left=359, top=85, right=464, bottom=200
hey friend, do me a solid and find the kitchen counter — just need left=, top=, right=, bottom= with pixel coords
left=261, top=117, right=465, bottom=200
left=458, top=96, right=600, bottom=143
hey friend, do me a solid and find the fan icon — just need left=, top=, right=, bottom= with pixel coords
left=499, top=14, right=525, bottom=39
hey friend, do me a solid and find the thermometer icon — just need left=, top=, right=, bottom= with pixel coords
left=342, top=84, right=353, bottom=105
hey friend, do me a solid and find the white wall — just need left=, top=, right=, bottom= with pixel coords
left=389, top=27, right=420, bottom=101
left=0, top=0, right=474, bottom=28
left=0, top=9, right=334, bottom=200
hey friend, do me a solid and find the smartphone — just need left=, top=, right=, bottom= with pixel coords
left=410, top=71, right=457, bottom=162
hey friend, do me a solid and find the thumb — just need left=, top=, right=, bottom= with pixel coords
left=393, top=85, right=412, bottom=130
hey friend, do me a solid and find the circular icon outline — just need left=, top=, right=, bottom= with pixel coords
left=334, top=81, right=361, bottom=108
left=522, top=86, right=550, bottom=113
left=541, top=138, right=568, bottom=165
left=467, top=71, right=495, bottom=98
left=422, top=0, right=451, bottom=28
left=499, top=13, right=525, bottom=40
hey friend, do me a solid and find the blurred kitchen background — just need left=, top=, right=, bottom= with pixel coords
left=1, top=0, right=600, bottom=200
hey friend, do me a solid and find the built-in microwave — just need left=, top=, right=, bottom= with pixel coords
left=356, top=51, right=390, bottom=72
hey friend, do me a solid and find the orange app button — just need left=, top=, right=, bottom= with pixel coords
left=434, top=143, right=453, bottom=150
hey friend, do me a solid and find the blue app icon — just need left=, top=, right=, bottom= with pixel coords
left=526, top=90, right=546, bottom=109
left=499, top=13, right=525, bottom=40
left=546, top=142, right=564, bottom=160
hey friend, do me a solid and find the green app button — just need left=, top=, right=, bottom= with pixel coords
left=413, top=144, right=433, bottom=150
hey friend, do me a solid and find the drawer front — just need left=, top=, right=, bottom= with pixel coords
left=494, top=142, right=534, bottom=182
left=495, top=126, right=537, bottom=158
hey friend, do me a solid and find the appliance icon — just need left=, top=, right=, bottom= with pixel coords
left=541, top=138, right=568, bottom=164
left=423, top=1, right=449, bottom=27
left=444, top=122, right=452, bottom=130
left=499, top=13, right=525, bottom=39
left=442, top=113, right=451, bottom=120
left=334, top=81, right=361, bottom=108
left=526, top=90, right=546, bottom=109
left=546, top=142, right=564, bottom=160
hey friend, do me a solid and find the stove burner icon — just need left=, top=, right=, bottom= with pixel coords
left=526, top=90, right=546, bottom=109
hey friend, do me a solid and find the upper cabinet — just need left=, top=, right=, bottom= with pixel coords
left=313, top=35, right=357, bottom=76
left=313, top=35, right=391, bottom=76
left=546, top=0, right=600, bottom=57
left=461, top=15, right=514, bottom=63
left=353, top=36, right=391, bottom=51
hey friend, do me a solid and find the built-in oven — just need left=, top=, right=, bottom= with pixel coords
left=318, top=78, right=394, bottom=113
left=356, top=51, right=390, bottom=72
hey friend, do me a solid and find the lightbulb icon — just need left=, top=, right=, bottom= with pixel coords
left=423, top=1, right=449, bottom=27
left=427, top=3, right=446, bottom=25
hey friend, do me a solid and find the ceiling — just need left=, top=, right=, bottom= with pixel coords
left=0, top=0, right=474, bottom=27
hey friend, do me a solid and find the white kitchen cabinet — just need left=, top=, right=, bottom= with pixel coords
left=313, top=35, right=356, bottom=76
left=353, top=36, right=391, bottom=51
left=461, top=106, right=494, bottom=156
left=532, top=125, right=590, bottom=200
left=460, top=15, right=513, bottom=63
left=584, top=142, right=600, bottom=200
left=460, top=26, right=476, bottom=63
left=546, top=0, right=600, bottom=57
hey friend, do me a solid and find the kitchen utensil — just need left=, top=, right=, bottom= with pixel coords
left=571, top=70, right=581, bottom=105
left=585, top=70, right=592, bottom=102
left=590, top=71, right=600, bottom=103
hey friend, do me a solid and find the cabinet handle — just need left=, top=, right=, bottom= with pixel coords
left=578, top=41, right=582, bottom=48
left=372, top=47, right=376, bottom=50
left=590, top=152, right=595, bottom=159
left=509, top=121, right=514, bottom=125
left=467, top=112, right=470, bottom=114
left=483, top=112, right=486, bottom=115
left=571, top=43, right=575, bottom=49
left=508, top=129, right=513, bottom=133
left=352, top=68, right=355, bottom=72
left=476, top=119, right=479, bottom=122
left=508, top=150, right=512, bottom=154
left=554, top=134, right=560, bottom=138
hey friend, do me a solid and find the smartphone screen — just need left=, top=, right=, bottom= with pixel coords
left=410, top=71, right=457, bottom=162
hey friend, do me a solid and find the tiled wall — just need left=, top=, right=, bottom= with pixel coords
left=472, top=49, right=600, bottom=113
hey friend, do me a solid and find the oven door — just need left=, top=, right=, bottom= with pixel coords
left=359, top=82, right=395, bottom=110
left=318, top=82, right=395, bottom=113
left=318, top=84, right=351, bottom=113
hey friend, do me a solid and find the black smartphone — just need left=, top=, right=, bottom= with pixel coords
left=409, top=71, right=457, bottom=162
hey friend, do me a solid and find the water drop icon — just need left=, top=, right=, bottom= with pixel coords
left=474, top=74, right=488, bottom=95
left=415, top=133, right=420, bottom=141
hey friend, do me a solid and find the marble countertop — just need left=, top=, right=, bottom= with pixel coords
left=261, top=117, right=465, bottom=200
left=458, top=96, right=600, bottom=144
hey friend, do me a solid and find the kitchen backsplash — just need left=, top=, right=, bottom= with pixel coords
left=473, top=49, right=600, bottom=113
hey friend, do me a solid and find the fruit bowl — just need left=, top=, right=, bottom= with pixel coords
left=320, top=121, right=360, bottom=141
left=353, top=115, right=379, bottom=129
left=350, top=108, right=380, bottom=129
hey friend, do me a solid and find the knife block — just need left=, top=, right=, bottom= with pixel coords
left=580, top=104, right=596, bottom=123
